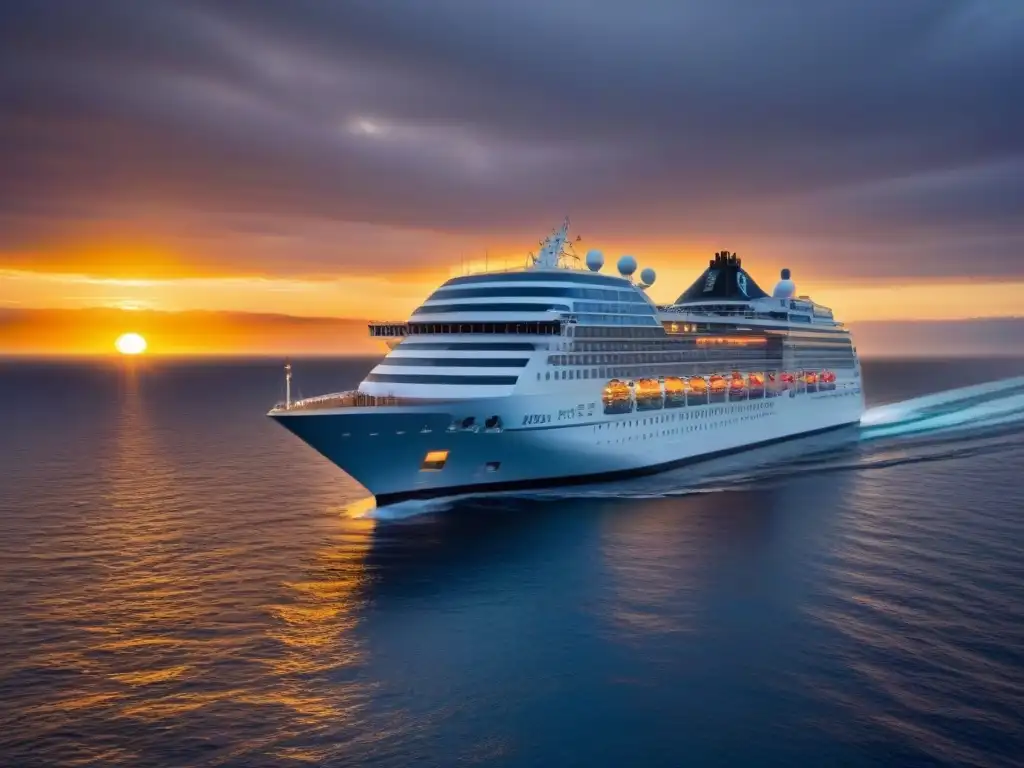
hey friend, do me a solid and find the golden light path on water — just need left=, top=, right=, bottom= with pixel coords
left=14, top=367, right=391, bottom=766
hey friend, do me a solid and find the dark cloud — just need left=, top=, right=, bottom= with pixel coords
left=1, top=0, right=1022, bottom=279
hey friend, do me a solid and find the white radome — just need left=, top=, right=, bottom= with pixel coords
left=773, top=268, right=796, bottom=299
left=586, top=249, right=604, bottom=272
left=617, top=255, right=637, bottom=276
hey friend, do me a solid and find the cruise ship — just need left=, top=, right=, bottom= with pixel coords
left=269, top=220, right=864, bottom=505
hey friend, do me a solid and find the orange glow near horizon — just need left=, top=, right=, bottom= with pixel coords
left=3, top=246, right=1024, bottom=357
left=4, top=266, right=1024, bottom=324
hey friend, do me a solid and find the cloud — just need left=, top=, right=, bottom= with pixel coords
left=1, top=1, right=1022, bottom=280
left=0, top=307, right=381, bottom=356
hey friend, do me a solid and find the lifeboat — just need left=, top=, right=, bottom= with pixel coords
left=821, top=370, right=837, bottom=390
left=727, top=371, right=747, bottom=401
left=748, top=372, right=765, bottom=398
left=688, top=376, right=709, bottom=404
left=635, top=378, right=664, bottom=411
left=803, top=370, right=819, bottom=392
left=664, top=376, right=686, bottom=408
left=602, top=378, right=632, bottom=414
left=709, top=374, right=727, bottom=402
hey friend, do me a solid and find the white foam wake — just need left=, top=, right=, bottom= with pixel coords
left=860, top=375, right=1024, bottom=438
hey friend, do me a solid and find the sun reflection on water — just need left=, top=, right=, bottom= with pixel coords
left=7, top=365, right=383, bottom=765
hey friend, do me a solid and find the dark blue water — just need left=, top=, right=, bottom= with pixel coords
left=2, top=357, right=1024, bottom=767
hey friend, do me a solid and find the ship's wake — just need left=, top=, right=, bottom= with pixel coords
left=355, top=376, right=1024, bottom=517
left=859, top=375, right=1024, bottom=438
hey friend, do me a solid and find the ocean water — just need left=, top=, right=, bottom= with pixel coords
left=2, top=356, right=1024, bottom=767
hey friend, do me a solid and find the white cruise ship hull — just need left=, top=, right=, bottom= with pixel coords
left=271, top=382, right=864, bottom=505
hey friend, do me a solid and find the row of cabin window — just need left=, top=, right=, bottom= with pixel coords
left=536, top=366, right=851, bottom=382
left=549, top=350, right=774, bottom=365
left=568, top=339, right=852, bottom=354
left=428, top=285, right=651, bottom=303
left=575, top=314, right=662, bottom=326
left=442, top=271, right=632, bottom=288
left=573, top=301, right=657, bottom=316
left=573, top=326, right=667, bottom=338
left=550, top=350, right=856, bottom=365
left=413, top=302, right=571, bottom=315
left=406, top=322, right=562, bottom=335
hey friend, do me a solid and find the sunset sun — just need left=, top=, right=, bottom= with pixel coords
left=115, top=332, right=148, bottom=355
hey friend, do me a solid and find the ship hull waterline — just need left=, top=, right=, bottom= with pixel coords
left=269, top=386, right=863, bottom=507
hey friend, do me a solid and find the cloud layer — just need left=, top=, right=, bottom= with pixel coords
left=2, top=1, right=1022, bottom=280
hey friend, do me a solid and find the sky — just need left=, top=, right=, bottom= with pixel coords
left=1, top=1, right=1022, bottom=355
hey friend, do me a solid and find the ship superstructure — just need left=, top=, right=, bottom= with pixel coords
left=269, top=220, right=864, bottom=505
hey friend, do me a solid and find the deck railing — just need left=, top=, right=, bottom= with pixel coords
left=272, top=390, right=445, bottom=413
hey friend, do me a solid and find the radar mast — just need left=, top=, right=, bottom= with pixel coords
left=529, top=216, right=580, bottom=270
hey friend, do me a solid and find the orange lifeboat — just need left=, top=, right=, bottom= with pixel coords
left=709, top=374, right=727, bottom=400
left=635, top=378, right=661, bottom=396
left=803, top=371, right=818, bottom=385
left=635, top=378, right=663, bottom=411
left=602, top=378, right=631, bottom=414
left=664, top=376, right=685, bottom=407
left=664, top=376, right=685, bottom=395
left=729, top=371, right=746, bottom=389
left=687, top=376, right=708, bottom=403
left=748, top=372, right=765, bottom=388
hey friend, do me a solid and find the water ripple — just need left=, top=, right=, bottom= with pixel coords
left=2, top=358, right=1024, bottom=766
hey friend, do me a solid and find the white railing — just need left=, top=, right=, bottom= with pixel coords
left=271, top=390, right=448, bottom=413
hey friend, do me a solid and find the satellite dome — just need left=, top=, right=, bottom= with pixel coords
left=617, top=255, right=637, bottom=277
left=585, top=249, right=604, bottom=272
left=772, top=268, right=796, bottom=299
left=640, top=267, right=656, bottom=286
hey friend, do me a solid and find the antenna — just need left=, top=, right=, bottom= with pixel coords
left=530, top=216, right=576, bottom=270
left=284, top=359, right=292, bottom=410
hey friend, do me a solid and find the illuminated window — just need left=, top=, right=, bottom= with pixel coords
left=421, top=450, right=449, bottom=471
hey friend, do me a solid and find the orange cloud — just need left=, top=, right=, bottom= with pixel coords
left=0, top=308, right=385, bottom=357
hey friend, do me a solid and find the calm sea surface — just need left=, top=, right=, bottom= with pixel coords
left=2, top=357, right=1024, bottom=767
